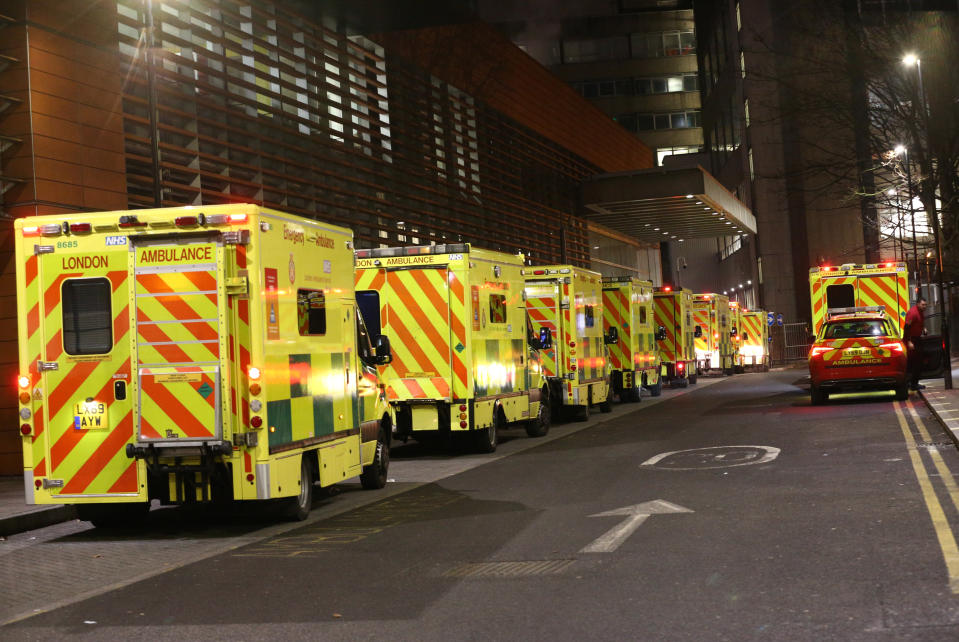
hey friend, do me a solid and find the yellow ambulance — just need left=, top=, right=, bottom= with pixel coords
left=354, top=245, right=549, bottom=453
left=692, top=293, right=735, bottom=375
left=525, top=265, right=613, bottom=421
left=602, top=276, right=662, bottom=401
left=740, top=309, right=771, bottom=371
left=15, top=204, right=391, bottom=527
left=728, top=300, right=746, bottom=373
left=653, top=286, right=698, bottom=387
left=809, top=262, right=909, bottom=335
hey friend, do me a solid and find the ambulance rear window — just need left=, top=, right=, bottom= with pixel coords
left=826, top=283, right=855, bottom=309
left=490, top=294, right=507, bottom=324
left=297, top=289, right=326, bottom=336
left=62, top=278, right=113, bottom=355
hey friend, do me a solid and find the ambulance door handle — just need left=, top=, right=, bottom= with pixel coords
left=37, top=361, right=58, bottom=372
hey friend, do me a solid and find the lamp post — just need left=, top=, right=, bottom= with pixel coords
left=903, top=54, right=951, bottom=389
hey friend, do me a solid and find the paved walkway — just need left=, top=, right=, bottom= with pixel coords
left=920, top=357, right=959, bottom=445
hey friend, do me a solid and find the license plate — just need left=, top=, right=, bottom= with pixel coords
left=74, top=400, right=108, bottom=430
left=844, top=348, right=870, bottom=357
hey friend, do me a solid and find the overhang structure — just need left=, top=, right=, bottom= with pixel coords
left=582, top=166, right=756, bottom=244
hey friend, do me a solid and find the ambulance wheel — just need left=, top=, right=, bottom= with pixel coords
left=474, top=411, right=501, bottom=453
left=574, top=403, right=590, bottom=422
left=894, top=383, right=909, bottom=401
left=360, top=426, right=390, bottom=490
left=810, top=385, right=826, bottom=406
left=723, top=367, right=733, bottom=376
left=688, top=373, right=698, bottom=385
left=525, top=394, right=551, bottom=438
left=674, top=377, right=689, bottom=389
left=598, top=385, right=612, bottom=413
left=76, top=502, right=150, bottom=529
left=627, top=386, right=642, bottom=403
left=282, top=457, right=314, bottom=521
left=734, top=365, right=745, bottom=374
left=646, top=378, right=662, bottom=397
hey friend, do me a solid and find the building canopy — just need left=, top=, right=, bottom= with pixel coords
left=582, top=166, right=756, bottom=244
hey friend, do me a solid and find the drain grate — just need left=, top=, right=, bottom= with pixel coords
left=443, top=559, right=575, bottom=578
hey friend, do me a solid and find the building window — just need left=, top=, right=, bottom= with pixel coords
left=744, top=98, right=750, bottom=128
left=489, top=294, right=507, bottom=324
left=562, top=36, right=629, bottom=63
left=630, top=30, right=696, bottom=58
left=656, top=146, right=704, bottom=166
left=622, top=110, right=700, bottom=132
left=635, top=73, right=698, bottom=95
left=62, top=278, right=113, bottom=355
left=740, top=51, right=746, bottom=78
left=748, top=147, right=755, bottom=180
left=721, top=235, right=743, bottom=260
left=736, top=2, right=742, bottom=31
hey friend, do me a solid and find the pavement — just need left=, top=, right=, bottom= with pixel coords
left=919, top=356, right=959, bottom=446
left=2, top=361, right=958, bottom=539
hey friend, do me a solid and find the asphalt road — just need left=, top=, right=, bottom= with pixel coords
left=6, top=369, right=959, bottom=640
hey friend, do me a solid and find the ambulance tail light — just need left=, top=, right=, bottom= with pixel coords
left=18, top=375, right=30, bottom=389
left=248, top=366, right=261, bottom=381
left=677, top=362, right=685, bottom=372
left=22, top=226, right=40, bottom=237
left=460, top=421, right=468, bottom=428
left=459, top=404, right=467, bottom=412
left=663, top=286, right=672, bottom=292
left=880, top=341, right=905, bottom=354
left=69, top=222, right=92, bottom=234
left=822, top=266, right=834, bottom=272
left=810, top=346, right=830, bottom=358
left=229, top=214, right=248, bottom=223
left=532, top=270, right=547, bottom=275
left=713, top=332, right=719, bottom=339
left=20, top=423, right=32, bottom=436
left=250, top=416, right=263, bottom=428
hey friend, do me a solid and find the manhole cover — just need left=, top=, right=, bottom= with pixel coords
left=443, top=559, right=575, bottom=578
left=641, top=445, right=780, bottom=470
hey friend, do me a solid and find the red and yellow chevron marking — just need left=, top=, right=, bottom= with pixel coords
left=135, top=271, right=219, bottom=364
left=525, top=289, right=559, bottom=377
left=654, top=294, right=679, bottom=363
left=139, top=367, right=217, bottom=440
left=813, top=337, right=896, bottom=365
left=363, top=267, right=461, bottom=400
left=810, top=271, right=909, bottom=335
left=603, top=287, right=631, bottom=370
left=692, top=303, right=710, bottom=353
left=22, top=254, right=46, bottom=474
left=740, top=312, right=766, bottom=349
left=563, top=284, right=573, bottom=376
left=39, top=261, right=139, bottom=496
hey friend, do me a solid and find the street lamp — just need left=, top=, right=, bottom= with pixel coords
left=902, top=54, right=951, bottom=389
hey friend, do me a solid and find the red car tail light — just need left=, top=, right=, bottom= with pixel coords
left=879, top=342, right=905, bottom=353
left=809, top=346, right=830, bottom=358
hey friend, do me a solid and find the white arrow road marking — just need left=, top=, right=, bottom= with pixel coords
left=580, top=500, right=693, bottom=553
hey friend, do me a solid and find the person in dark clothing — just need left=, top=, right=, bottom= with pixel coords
left=903, top=297, right=928, bottom=390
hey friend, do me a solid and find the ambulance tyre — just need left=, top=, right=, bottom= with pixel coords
left=575, top=402, right=590, bottom=422
left=598, top=382, right=613, bottom=413
left=474, top=409, right=502, bottom=453
left=894, top=383, right=909, bottom=401
left=360, top=425, right=390, bottom=490
left=76, top=502, right=150, bottom=529
left=810, top=384, right=826, bottom=406
left=627, top=385, right=642, bottom=403
left=646, top=377, right=663, bottom=397
left=526, top=391, right=551, bottom=438
left=282, top=456, right=314, bottom=521
left=688, top=372, right=698, bottom=385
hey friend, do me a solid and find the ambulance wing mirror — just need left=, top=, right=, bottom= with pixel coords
left=373, top=335, right=393, bottom=365
left=604, top=327, right=619, bottom=345
left=655, top=326, right=666, bottom=341
left=730, top=327, right=738, bottom=338
left=693, top=325, right=703, bottom=338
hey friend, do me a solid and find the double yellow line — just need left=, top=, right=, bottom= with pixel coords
left=894, top=400, right=959, bottom=593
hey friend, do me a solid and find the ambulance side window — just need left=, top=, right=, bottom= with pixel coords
left=826, top=284, right=855, bottom=309
left=356, top=290, right=381, bottom=337
left=297, top=289, right=326, bottom=336
left=62, top=278, right=112, bottom=355
left=639, top=307, right=647, bottom=325
left=585, top=305, right=595, bottom=328
left=489, top=294, right=507, bottom=324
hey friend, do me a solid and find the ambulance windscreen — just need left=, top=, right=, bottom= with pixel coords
left=356, top=290, right=381, bottom=338
left=62, top=277, right=113, bottom=355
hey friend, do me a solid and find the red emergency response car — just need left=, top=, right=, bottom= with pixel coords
left=808, top=307, right=908, bottom=404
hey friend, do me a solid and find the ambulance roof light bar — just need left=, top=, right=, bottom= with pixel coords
left=826, top=306, right=885, bottom=318
left=356, top=243, right=469, bottom=259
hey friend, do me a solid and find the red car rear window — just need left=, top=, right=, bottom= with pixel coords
left=822, top=319, right=886, bottom=339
